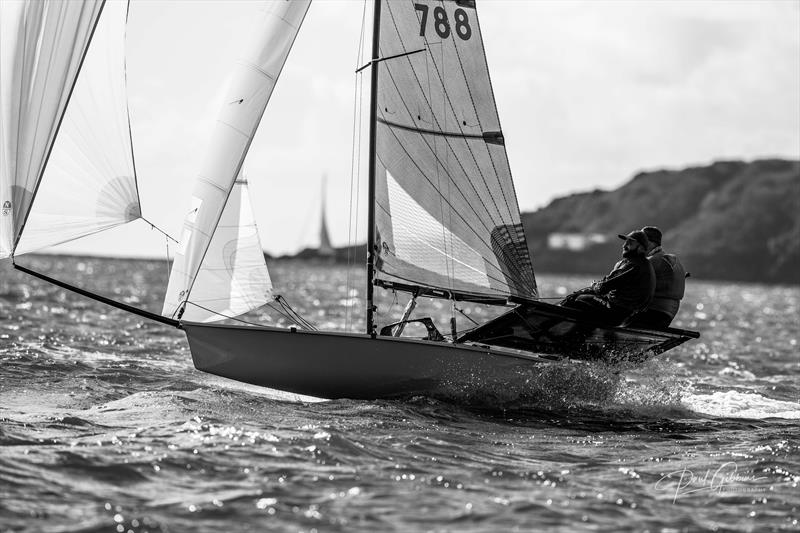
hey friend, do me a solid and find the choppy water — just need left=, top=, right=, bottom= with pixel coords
left=1, top=256, right=798, bottom=532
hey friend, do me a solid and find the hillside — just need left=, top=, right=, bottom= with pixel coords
left=521, top=159, right=800, bottom=284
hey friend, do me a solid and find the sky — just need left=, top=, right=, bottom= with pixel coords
left=48, top=0, right=800, bottom=258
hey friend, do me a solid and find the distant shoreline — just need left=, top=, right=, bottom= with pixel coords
left=6, top=253, right=798, bottom=287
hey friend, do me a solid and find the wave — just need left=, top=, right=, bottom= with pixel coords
left=683, top=390, right=800, bottom=419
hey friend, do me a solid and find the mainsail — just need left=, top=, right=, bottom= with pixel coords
left=162, top=0, right=311, bottom=320
left=0, top=0, right=106, bottom=258
left=372, top=0, right=537, bottom=302
left=14, top=0, right=141, bottom=255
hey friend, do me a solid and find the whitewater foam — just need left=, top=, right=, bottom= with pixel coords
left=684, top=390, right=800, bottom=419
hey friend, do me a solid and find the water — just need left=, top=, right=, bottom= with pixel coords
left=1, top=256, right=798, bottom=532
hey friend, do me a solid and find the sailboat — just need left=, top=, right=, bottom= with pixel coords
left=1, top=0, right=698, bottom=400
left=318, top=176, right=335, bottom=258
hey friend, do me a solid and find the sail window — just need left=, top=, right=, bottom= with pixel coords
left=386, top=170, right=489, bottom=290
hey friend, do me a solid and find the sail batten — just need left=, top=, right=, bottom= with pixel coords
left=372, top=0, right=537, bottom=301
left=377, top=117, right=490, bottom=140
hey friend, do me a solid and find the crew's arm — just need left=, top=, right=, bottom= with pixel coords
left=594, top=263, right=636, bottom=293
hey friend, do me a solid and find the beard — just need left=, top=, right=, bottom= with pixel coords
left=622, top=248, right=640, bottom=259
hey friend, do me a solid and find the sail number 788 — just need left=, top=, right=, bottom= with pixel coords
left=414, top=4, right=472, bottom=40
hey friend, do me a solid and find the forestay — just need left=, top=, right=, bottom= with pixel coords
left=15, top=0, right=141, bottom=255
left=163, top=0, right=311, bottom=320
left=372, top=0, right=537, bottom=302
left=0, top=0, right=105, bottom=258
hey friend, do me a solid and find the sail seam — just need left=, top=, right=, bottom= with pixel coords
left=383, top=4, right=507, bottom=234
left=448, top=7, right=537, bottom=291
left=376, top=108, right=534, bottom=292
left=196, top=175, right=229, bottom=194
left=383, top=2, right=536, bottom=292
left=387, top=2, right=515, bottom=231
left=443, top=28, right=536, bottom=291
left=381, top=2, right=534, bottom=294
left=375, top=199, right=523, bottom=293
left=376, top=124, right=534, bottom=293
left=237, top=59, right=277, bottom=83
left=375, top=152, right=528, bottom=292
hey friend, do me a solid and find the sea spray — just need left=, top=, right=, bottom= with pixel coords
left=439, top=358, right=623, bottom=409
left=613, top=358, right=690, bottom=408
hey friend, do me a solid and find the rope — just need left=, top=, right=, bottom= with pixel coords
left=454, top=305, right=479, bottom=326
left=182, top=295, right=316, bottom=331
left=183, top=302, right=267, bottom=327
left=345, top=0, right=369, bottom=332
left=142, top=216, right=179, bottom=243
left=274, top=295, right=317, bottom=331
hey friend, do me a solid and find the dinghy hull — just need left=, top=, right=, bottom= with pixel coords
left=182, top=322, right=551, bottom=400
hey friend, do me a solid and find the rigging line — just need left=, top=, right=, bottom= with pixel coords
left=376, top=44, right=534, bottom=290
left=184, top=298, right=310, bottom=330
left=163, top=231, right=171, bottom=285
left=274, top=294, right=317, bottom=330
left=264, top=301, right=301, bottom=326
left=385, top=3, right=518, bottom=233
left=141, top=216, right=179, bottom=243
left=425, top=39, right=455, bottom=300
left=442, top=42, right=458, bottom=319
left=355, top=47, right=426, bottom=73
left=374, top=132, right=534, bottom=293
left=454, top=305, right=480, bottom=326
left=13, top=1, right=107, bottom=254
left=122, top=0, right=143, bottom=210
left=346, top=0, right=368, bottom=332
left=13, top=260, right=180, bottom=328
left=184, top=301, right=267, bottom=328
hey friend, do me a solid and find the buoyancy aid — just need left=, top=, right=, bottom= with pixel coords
left=647, top=247, right=686, bottom=318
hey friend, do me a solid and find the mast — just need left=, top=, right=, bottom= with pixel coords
left=366, top=0, right=382, bottom=337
